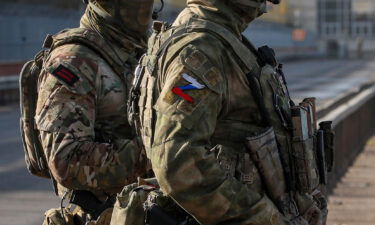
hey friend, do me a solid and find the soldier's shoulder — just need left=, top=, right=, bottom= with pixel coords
left=44, top=44, right=103, bottom=95
left=182, top=31, right=226, bottom=61
left=172, top=34, right=225, bottom=93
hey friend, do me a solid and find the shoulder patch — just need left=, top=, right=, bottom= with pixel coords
left=172, top=73, right=206, bottom=103
left=45, top=45, right=98, bottom=95
left=51, top=65, right=79, bottom=86
left=184, top=50, right=208, bottom=71
left=180, top=45, right=223, bottom=94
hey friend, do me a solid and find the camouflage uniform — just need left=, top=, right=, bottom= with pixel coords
left=35, top=0, right=153, bottom=218
left=138, top=0, right=327, bottom=224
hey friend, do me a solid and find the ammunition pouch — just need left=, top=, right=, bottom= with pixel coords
left=245, top=127, right=298, bottom=218
left=110, top=178, right=199, bottom=225
left=212, top=144, right=262, bottom=187
left=291, top=136, right=320, bottom=193
left=110, top=182, right=152, bottom=225
left=85, top=208, right=113, bottom=225
left=246, top=127, right=287, bottom=200
left=291, top=99, right=334, bottom=194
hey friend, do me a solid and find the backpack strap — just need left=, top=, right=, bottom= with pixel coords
left=183, top=18, right=271, bottom=126
left=158, top=19, right=269, bottom=125
left=140, top=19, right=267, bottom=125
left=44, top=28, right=132, bottom=81
left=185, top=18, right=260, bottom=74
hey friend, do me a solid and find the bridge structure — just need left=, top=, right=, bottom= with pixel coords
left=318, top=0, right=375, bottom=57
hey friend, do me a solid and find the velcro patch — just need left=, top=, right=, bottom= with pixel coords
left=51, top=65, right=79, bottom=86
left=172, top=73, right=206, bottom=103
left=184, top=50, right=208, bottom=70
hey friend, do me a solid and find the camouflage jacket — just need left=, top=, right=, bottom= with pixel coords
left=35, top=27, right=148, bottom=198
left=138, top=6, right=326, bottom=225
left=138, top=9, right=286, bottom=225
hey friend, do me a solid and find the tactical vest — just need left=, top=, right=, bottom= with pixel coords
left=20, top=27, right=130, bottom=179
left=129, top=18, right=334, bottom=219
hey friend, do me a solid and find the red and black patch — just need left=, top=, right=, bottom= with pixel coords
left=51, top=65, right=79, bottom=86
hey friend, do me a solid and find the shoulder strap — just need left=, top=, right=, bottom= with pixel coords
left=184, top=19, right=271, bottom=126
left=151, top=19, right=261, bottom=74
left=45, top=28, right=129, bottom=78
left=185, top=19, right=260, bottom=74
left=143, top=19, right=269, bottom=126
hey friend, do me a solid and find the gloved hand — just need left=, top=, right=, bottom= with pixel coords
left=294, top=192, right=323, bottom=225
left=312, top=190, right=328, bottom=225
left=302, top=204, right=322, bottom=225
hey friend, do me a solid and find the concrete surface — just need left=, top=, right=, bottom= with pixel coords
left=0, top=105, right=59, bottom=225
left=328, top=136, right=375, bottom=225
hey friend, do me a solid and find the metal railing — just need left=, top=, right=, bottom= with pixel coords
left=0, top=75, right=18, bottom=105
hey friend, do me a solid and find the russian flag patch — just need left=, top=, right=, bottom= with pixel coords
left=172, top=73, right=205, bottom=103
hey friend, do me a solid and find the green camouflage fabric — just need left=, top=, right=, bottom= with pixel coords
left=35, top=32, right=148, bottom=198
left=139, top=1, right=325, bottom=224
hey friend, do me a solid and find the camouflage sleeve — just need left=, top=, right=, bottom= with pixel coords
left=151, top=46, right=286, bottom=224
left=35, top=45, right=146, bottom=194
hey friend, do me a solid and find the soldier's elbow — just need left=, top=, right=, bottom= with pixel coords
left=48, top=157, right=77, bottom=189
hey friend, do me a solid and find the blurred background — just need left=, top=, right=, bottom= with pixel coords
left=1, top=0, right=375, bottom=62
left=1, top=1, right=375, bottom=225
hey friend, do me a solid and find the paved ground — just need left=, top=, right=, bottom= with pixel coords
left=327, top=136, right=375, bottom=225
left=0, top=105, right=59, bottom=225
left=0, top=57, right=375, bottom=225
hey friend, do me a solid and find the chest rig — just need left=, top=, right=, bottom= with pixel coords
left=129, top=18, right=334, bottom=219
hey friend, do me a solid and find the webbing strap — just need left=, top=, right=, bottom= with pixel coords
left=150, top=18, right=269, bottom=126
left=152, top=18, right=260, bottom=75
left=185, top=19, right=260, bottom=74
left=181, top=18, right=270, bottom=126
left=50, top=28, right=130, bottom=88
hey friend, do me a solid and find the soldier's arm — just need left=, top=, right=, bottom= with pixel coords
left=151, top=46, right=287, bottom=225
left=35, top=47, right=146, bottom=193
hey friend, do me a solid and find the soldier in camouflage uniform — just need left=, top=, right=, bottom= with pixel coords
left=137, top=0, right=329, bottom=224
left=35, top=0, right=154, bottom=224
